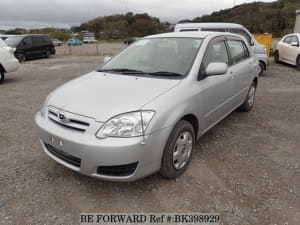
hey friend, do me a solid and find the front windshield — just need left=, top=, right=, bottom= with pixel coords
left=99, top=37, right=203, bottom=76
left=4, top=36, right=23, bottom=47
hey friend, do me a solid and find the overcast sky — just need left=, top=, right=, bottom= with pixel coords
left=0, top=0, right=277, bottom=30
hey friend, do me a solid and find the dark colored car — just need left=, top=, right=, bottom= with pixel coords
left=4, top=35, right=55, bottom=62
left=124, top=37, right=140, bottom=45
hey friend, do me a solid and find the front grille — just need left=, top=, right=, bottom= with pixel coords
left=44, top=143, right=81, bottom=167
left=48, top=109, right=90, bottom=132
left=97, top=162, right=138, bottom=177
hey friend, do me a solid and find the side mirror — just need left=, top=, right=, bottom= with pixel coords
left=22, top=40, right=27, bottom=45
left=104, top=56, right=112, bottom=63
left=250, top=39, right=255, bottom=46
left=205, top=62, right=228, bottom=76
left=291, top=42, right=299, bottom=47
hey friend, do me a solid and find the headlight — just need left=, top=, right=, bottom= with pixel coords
left=40, top=95, right=51, bottom=117
left=96, top=111, right=155, bottom=138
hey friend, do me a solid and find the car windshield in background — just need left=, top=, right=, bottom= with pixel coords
left=4, top=36, right=23, bottom=47
left=98, top=38, right=203, bottom=77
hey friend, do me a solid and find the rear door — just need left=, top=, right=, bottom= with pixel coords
left=226, top=36, right=254, bottom=106
left=31, top=36, right=46, bottom=57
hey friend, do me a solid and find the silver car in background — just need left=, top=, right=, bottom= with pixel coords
left=35, top=32, right=259, bottom=182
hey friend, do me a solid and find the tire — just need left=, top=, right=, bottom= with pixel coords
left=0, top=69, right=5, bottom=84
left=258, top=61, right=265, bottom=76
left=239, top=81, right=257, bottom=112
left=274, top=51, right=280, bottom=64
left=159, top=120, right=195, bottom=179
left=296, top=56, right=300, bottom=71
left=16, top=53, right=25, bottom=62
left=45, top=50, right=51, bottom=58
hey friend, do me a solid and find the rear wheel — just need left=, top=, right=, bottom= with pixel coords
left=239, top=81, right=256, bottom=112
left=159, top=120, right=195, bottom=179
left=258, top=61, right=265, bottom=76
left=45, top=50, right=51, bottom=58
left=274, top=51, right=280, bottom=64
left=0, top=69, right=5, bottom=84
left=296, top=56, right=300, bottom=70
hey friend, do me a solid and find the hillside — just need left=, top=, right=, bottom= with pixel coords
left=71, top=13, right=169, bottom=39
left=188, top=0, right=300, bottom=37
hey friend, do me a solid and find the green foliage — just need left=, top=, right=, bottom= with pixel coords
left=71, top=12, right=169, bottom=39
left=4, top=27, right=71, bottom=41
left=190, top=0, right=300, bottom=37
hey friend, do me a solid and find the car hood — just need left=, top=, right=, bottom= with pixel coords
left=48, top=71, right=181, bottom=122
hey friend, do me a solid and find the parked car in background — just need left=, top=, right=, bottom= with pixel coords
left=4, top=34, right=55, bottom=62
left=67, top=39, right=83, bottom=46
left=0, top=38, right=19, bottom=84
left=52, top=39, right=63, bottom=46
left=124, top=37, right=140, bottom=45
left=35, top=31, right=259, bottom=181
left=83, top=37, right=97, bottom=44
left=274, top=33, right=300, bottom=70
left=174, top=23, right=269, bottom=76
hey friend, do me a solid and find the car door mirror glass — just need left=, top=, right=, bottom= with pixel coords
left=205, top=62, right=228, bottom=76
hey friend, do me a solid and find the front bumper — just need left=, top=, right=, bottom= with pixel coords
left=35, top=111, right=172, bottom=182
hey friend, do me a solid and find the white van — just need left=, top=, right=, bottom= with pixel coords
left=175, top=23, right=269, bottom=76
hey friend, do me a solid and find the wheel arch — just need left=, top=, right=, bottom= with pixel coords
left=180, top=114, right=199, bottom=139
left=0, top=64, right=6, bottom=73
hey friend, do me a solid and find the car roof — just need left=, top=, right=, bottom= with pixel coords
left=175, top=23, right=244, bottom=29
left=145, top=31, right=243, bottom=39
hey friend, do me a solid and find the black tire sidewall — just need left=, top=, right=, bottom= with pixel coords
left=296, top=56, right=300, bottom=70
left=0, top=69, right=5, bottom=84
left=274, top=51, right=279, bottom=63
left=239, top=82, right=256, bottom=112
left=159, top=120, right=195, bottom=179
left=16, top=53, right=25, bottom=62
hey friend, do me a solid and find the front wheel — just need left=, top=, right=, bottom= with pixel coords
left=239, top=81, right=257, bottom=112
left=274, top=51, right=280, bottom=64
left=159, top=120, right=195, bottom=179
left=0, top=69, right=5, bottom=84
left=16, top=53, right=25, bottom=62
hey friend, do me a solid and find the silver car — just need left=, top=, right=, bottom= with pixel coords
left=35, top=32, right=259, bottom=182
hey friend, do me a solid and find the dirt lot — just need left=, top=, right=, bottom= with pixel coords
left=0, top=47, right=299, bottom=225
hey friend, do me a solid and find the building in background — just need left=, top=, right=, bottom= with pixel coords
left=295, top=10, right=300, bottom=33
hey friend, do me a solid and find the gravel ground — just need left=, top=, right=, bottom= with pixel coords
left=0, top=50, right=299, bottom=225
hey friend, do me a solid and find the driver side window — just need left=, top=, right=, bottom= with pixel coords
left=199, top=40, right=229, bottom=79
left=203, top=41, right=229, bottom=69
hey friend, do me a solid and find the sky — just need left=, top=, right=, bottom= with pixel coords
left=0, top=0, right=277, bottom=30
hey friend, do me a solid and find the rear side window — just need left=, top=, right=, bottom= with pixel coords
left=179, top=29, right=199, bottom=32
left=227, top=40, right=250, bottom=64
left=228, top=28, right=251, bottom=44
left=201, top=28, right=226, bottom=32
left=23, top=37, right=32, bottom=45
left=42, top=36, right=51, bottom=43
left=290, top=36, right=299, bottom=45
left=283, top=36, right=292, bottom=44
left=32, top=36, right=44, bottom=44
left=203, top=41, right=229, bottom=68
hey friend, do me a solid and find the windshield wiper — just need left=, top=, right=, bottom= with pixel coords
left=97, top=68, right=146, bottom=74
left=148, top=71, right=184, bottom=77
